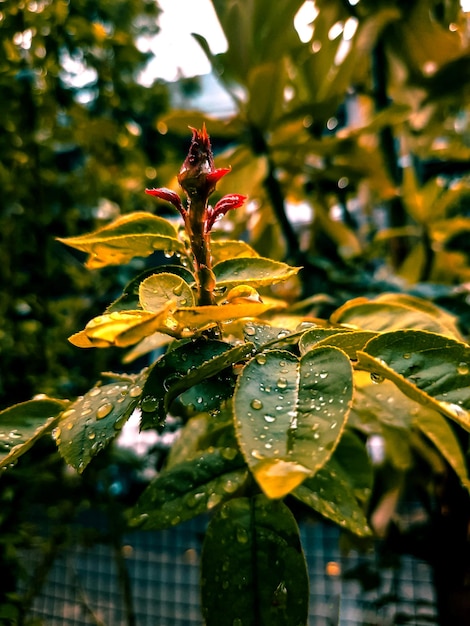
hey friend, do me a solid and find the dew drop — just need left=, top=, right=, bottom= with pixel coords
left=277, top=377, right=288, bottom=389
left=88, top=432, right=96, bottom=440
left=250, top=399, right=263, bottom=410
left=172, top=282, right=184, bottom=296
left=141, top=395, right=159, bottom=412
left=89, top=387, right=102, bottom=397
left=370, top=372, right=384, bottom=384
left=264, top=414, right=276, bottom=423
left=96, top=402, right=113, bottom=419
left=51, top=427, right=61, bottom=441
left=245, top=325, right=256, bottom=336
left=403, top=353, right=411, bottom=359
left=129, top=385, right=142, bottom=398
left=256, top=354, right=267, bottom=365
left=457, top=362, right=469, bottom=375
left=319, top=371, right=328, bottom=379
left=164, top=249, right=174, bottom=258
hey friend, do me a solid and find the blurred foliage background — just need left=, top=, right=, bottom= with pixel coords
left=0, top=0, right=172, bottom=407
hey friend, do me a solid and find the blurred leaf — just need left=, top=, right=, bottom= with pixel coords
left=0, top=398, right=67, bottom=470
left=201, top=495, right=309, bottom=626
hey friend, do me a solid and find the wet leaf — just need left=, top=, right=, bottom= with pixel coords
left=305, top=330, right=378, bottom=360
left=57, top=377, right=145, bottom=472
left=139, top=273, right=195, bottom=311
left=213, top=257, right=300, bottom=289
left=140, top=339, right=255, bottom=430
left=293, top=431, right=372, bottom=537
left=211, top=240, right=260, bottom=265
left=0, top=398, right=67, bottom=470
left=358, top=330, right=470, bottom=432
left=234, top=347, right=353, bottom=498
left=129, top=447, right=248, bottom=530
left=201, top=494, right=309, bottom=626
left=57, top=212, right=184, bottom=269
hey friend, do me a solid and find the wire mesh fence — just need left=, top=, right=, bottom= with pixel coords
left=21, top=514, right=438, bottom=626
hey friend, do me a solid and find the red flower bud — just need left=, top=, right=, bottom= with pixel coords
left=177, top=124, right=230, bottom=199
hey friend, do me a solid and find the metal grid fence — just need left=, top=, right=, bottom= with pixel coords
left=22, top=515, right=438, bottom=626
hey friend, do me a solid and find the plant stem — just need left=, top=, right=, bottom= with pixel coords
left=187, top=197, right=216, bottom=306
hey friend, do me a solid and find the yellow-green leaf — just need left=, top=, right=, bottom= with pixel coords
left=139, top=273, right=195, bottom=312
left=331, top=295, right=462, bottom=339
left=213, top=257, right=300, bottom=289
left=211, top=240, right=260, bottom=265
left=58, top=212, right=184, bottom=269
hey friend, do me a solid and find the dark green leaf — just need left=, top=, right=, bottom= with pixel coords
left=140, top=339, right=254, bottom=430
left=129, top=447, right=248, bottom=530
left=201, top=495, right=309, bottom=626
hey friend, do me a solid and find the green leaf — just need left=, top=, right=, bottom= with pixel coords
left=128, top=448, right=248, bottom=530
left=293, top=432, right=372, bottom=537
left=140, top=339, right=255, bottom=430
left=0, top=398, right=67, bottom=470
left=358, top=330, right=470, bottom=432
left=57, top=378, right=145, bottom=472
left=234, top=347, right=354, bottom=498
left=139, top=272, right=195, bottom=311
left=201, top=495, right=309, bottom=626
left=57, top=212, right=184, bottom=269
left=213, top=257, right=300, bottom=289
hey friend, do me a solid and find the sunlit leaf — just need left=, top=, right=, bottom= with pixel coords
left=331, top=295, right=463, bottom=339
left=201, top=495, right=309, bottom=626
left=234, top=347, right=353, bottom=498
left=0, top=398, right=67, bottom=470
left=358, top=330, right=470, bottom=432
left=129, top=447, right=248, bottom=530
left=69, top=307, right=175, bottom=348
left=57, top=377, right=145, bottom=472
left=211, top=240, right=260, bottom=265
left=57, top=212, right=184, bottom=269
left=213, top=257, right=300, bottom=289
left=139, top=272, right=195, bottom=311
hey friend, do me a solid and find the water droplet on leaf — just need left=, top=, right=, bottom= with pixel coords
left=96, top=402, right=113, bottom=419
